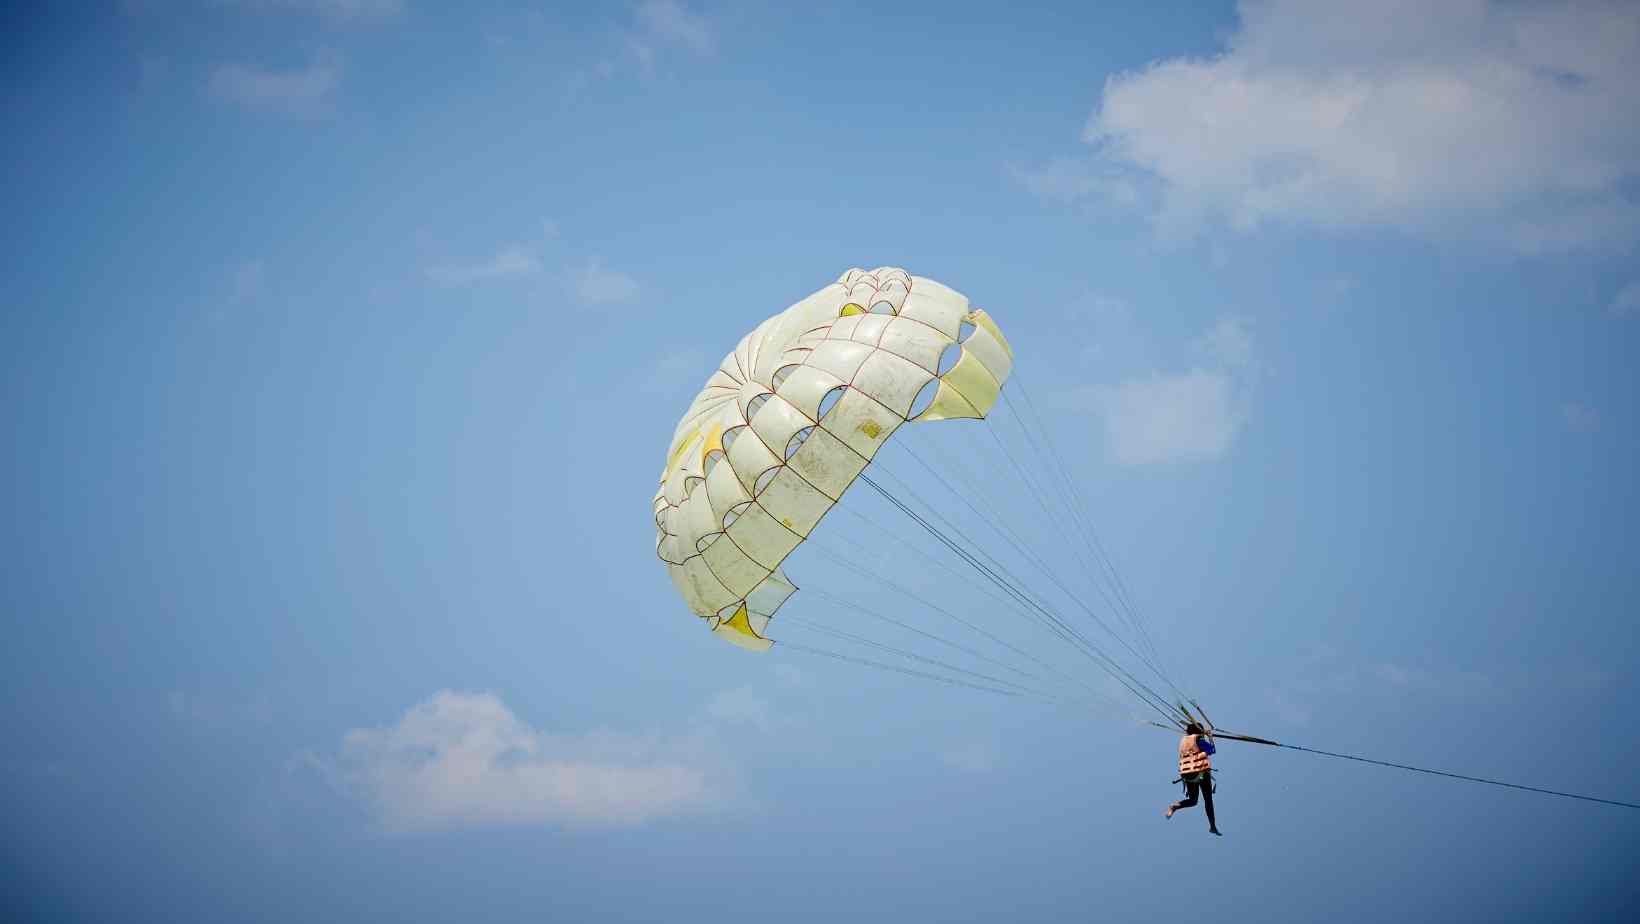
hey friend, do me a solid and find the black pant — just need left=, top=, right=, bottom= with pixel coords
left=1172, top=771, right=1217, bottom=830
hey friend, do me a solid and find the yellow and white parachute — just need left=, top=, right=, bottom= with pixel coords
left=653, top=267, right=1013, bottom=651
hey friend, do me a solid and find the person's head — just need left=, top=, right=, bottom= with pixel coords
left=1184, top=722, right=1204, bottom=736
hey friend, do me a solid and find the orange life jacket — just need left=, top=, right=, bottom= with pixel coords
left=1178, top=734, right=1212, bottom=775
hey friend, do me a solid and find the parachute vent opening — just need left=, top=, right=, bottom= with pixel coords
left=937, top=343, right=963, bottom=376
left=746, top=393, right=772, bottom=420
left=722, top=501, right=752, bottom=528
left=958, top=319, right=977, bottom=342
left=870, top=300, right=895, bottom=315
left=696, top=532, right=722, bottom=553
left=771, top=364, right=800, bottom=390
left=908, top=378, right=941, bottom=419
left=753, top=467, right=780, bottom=496
left=684, top=476, right=704, bottom=496
left=703, top=449, right=725, bottom=475
left=817, top=386, right=846, bottom=421
left=785, top=426, right=814, bottom=460
left=722, top=425, right=747, bottom=451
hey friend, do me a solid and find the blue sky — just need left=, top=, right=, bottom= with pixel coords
left=4, top=1, right=1638, bottom=921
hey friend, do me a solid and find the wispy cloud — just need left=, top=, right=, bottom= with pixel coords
left=1086, top=370, right=1243, bottom=465
left=1195, top=316, right=1256, bottom=369
left=1263, top=645, right=1613, bottom=729
left=1072, top=317, right=1256, bottom=465
left=215, top=0, right=405, bottom=23
left=1610, top=281, right=1640, bottom=318
left=704, top=685, right=774, bottom=731
left=1561, top=401, right=1601, bottom=434
left=1006, top=157, right=1144, bottom=209
left=209, top=55, right=340, bottom=118
left=575, top=260, right=640, bottom=305
left=1079, top=0, right=1640, bottom=251
left=610, top=0, right=717, bottom=80
left=332, top=691, right=724, bottom=832
left=635, top=0, right=714, bottom=56
left=426, top=245, right=542, bottom=286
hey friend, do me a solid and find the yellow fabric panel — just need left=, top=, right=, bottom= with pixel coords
left=700, top=422, right=724, bottom=462
left=713, top=604, right=774, bottom=652
left=969, top=309, right=1012, bottom=359
left=839, top=303, right=866, bottom=316
left=662, top=428, right=701, bottom=479
left=914, top=380, right=982, bottom=421
left=942, top=347, right=1002, bottom=417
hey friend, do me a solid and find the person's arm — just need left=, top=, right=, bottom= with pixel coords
left=1199, top=736, right=1216, bottom=756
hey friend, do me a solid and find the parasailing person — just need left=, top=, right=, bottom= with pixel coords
left=1167, top=721, right=1222, bottom=835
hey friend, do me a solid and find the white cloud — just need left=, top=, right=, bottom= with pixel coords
left=1562, top=401, right=1601, bottom=433
left=1610, top=281, right=1640, bottom=317
left=704, top=685, right=773, bottom=730
left=1006, top=158, right=1142, bottom=208
left=1087, top=369, right=1243, bottom=465
left=1195, top=317, right=1255, bottom=369
left=426, top=245, right=542, bottom=286
left=1081, top=0, right=1640, bottom=251
left=209, top=56, right=340, bottom=118
left=623, top=0, right=715, bottom=76
left=217, top=0, right=405, bottom=22
left=1068, top=314, right=1256, bottom=465
left=635, top=0, right=714, bottom=55
left=576, top=261, right=640, bottom=304
left=335, top=691, right=722, bottom=832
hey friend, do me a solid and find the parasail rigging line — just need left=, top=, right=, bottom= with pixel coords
left=1192, top=728, right=1640, bottom=811
left=943, top=422, right=1140, bottom=655
left=824, top=499, right=1053, bottom=628
left=861, top=456, right=1185, bottom=722
left=1007, top=372, right=1165, bottom=663
left=858, top=465, right=1174, bottom=719
left=818, top=494, right=1162, bottom=714
left=979, top=394, right=1179, bottom=697
left=805, top=533, right=1131, bottom=710
left=999, top=378, right=1169, bottom=673
left=802, top=579, right=1129, bottom=712
left=801, top=582, right=1053, bottom=691
left=780, top=642, right=1024, bottom=699
left=779, top=613, right=1043, bottom=697
left=857, top=471, right=1184, bottom=727
left=897, top=429, right=1182, bottom=701
left=899, top=431, right=1132, bottom=647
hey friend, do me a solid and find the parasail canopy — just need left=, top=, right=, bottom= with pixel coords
left=653, top=267, right=1013, bottom=651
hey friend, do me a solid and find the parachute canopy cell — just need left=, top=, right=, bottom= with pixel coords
left=653, top=267, right=1013, bottom=651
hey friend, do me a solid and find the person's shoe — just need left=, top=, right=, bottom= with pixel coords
left=1209, top=828, right=1222, bottom=836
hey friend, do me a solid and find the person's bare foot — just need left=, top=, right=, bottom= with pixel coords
left=1165, top=805, right=1176, bottom=819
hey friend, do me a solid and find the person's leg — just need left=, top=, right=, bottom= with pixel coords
left=1203, top=772, right=1220, bottom=834
left=1174, top=781, right=1200, bottom=817
left=1174, top=780, right=1199, bottom=811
